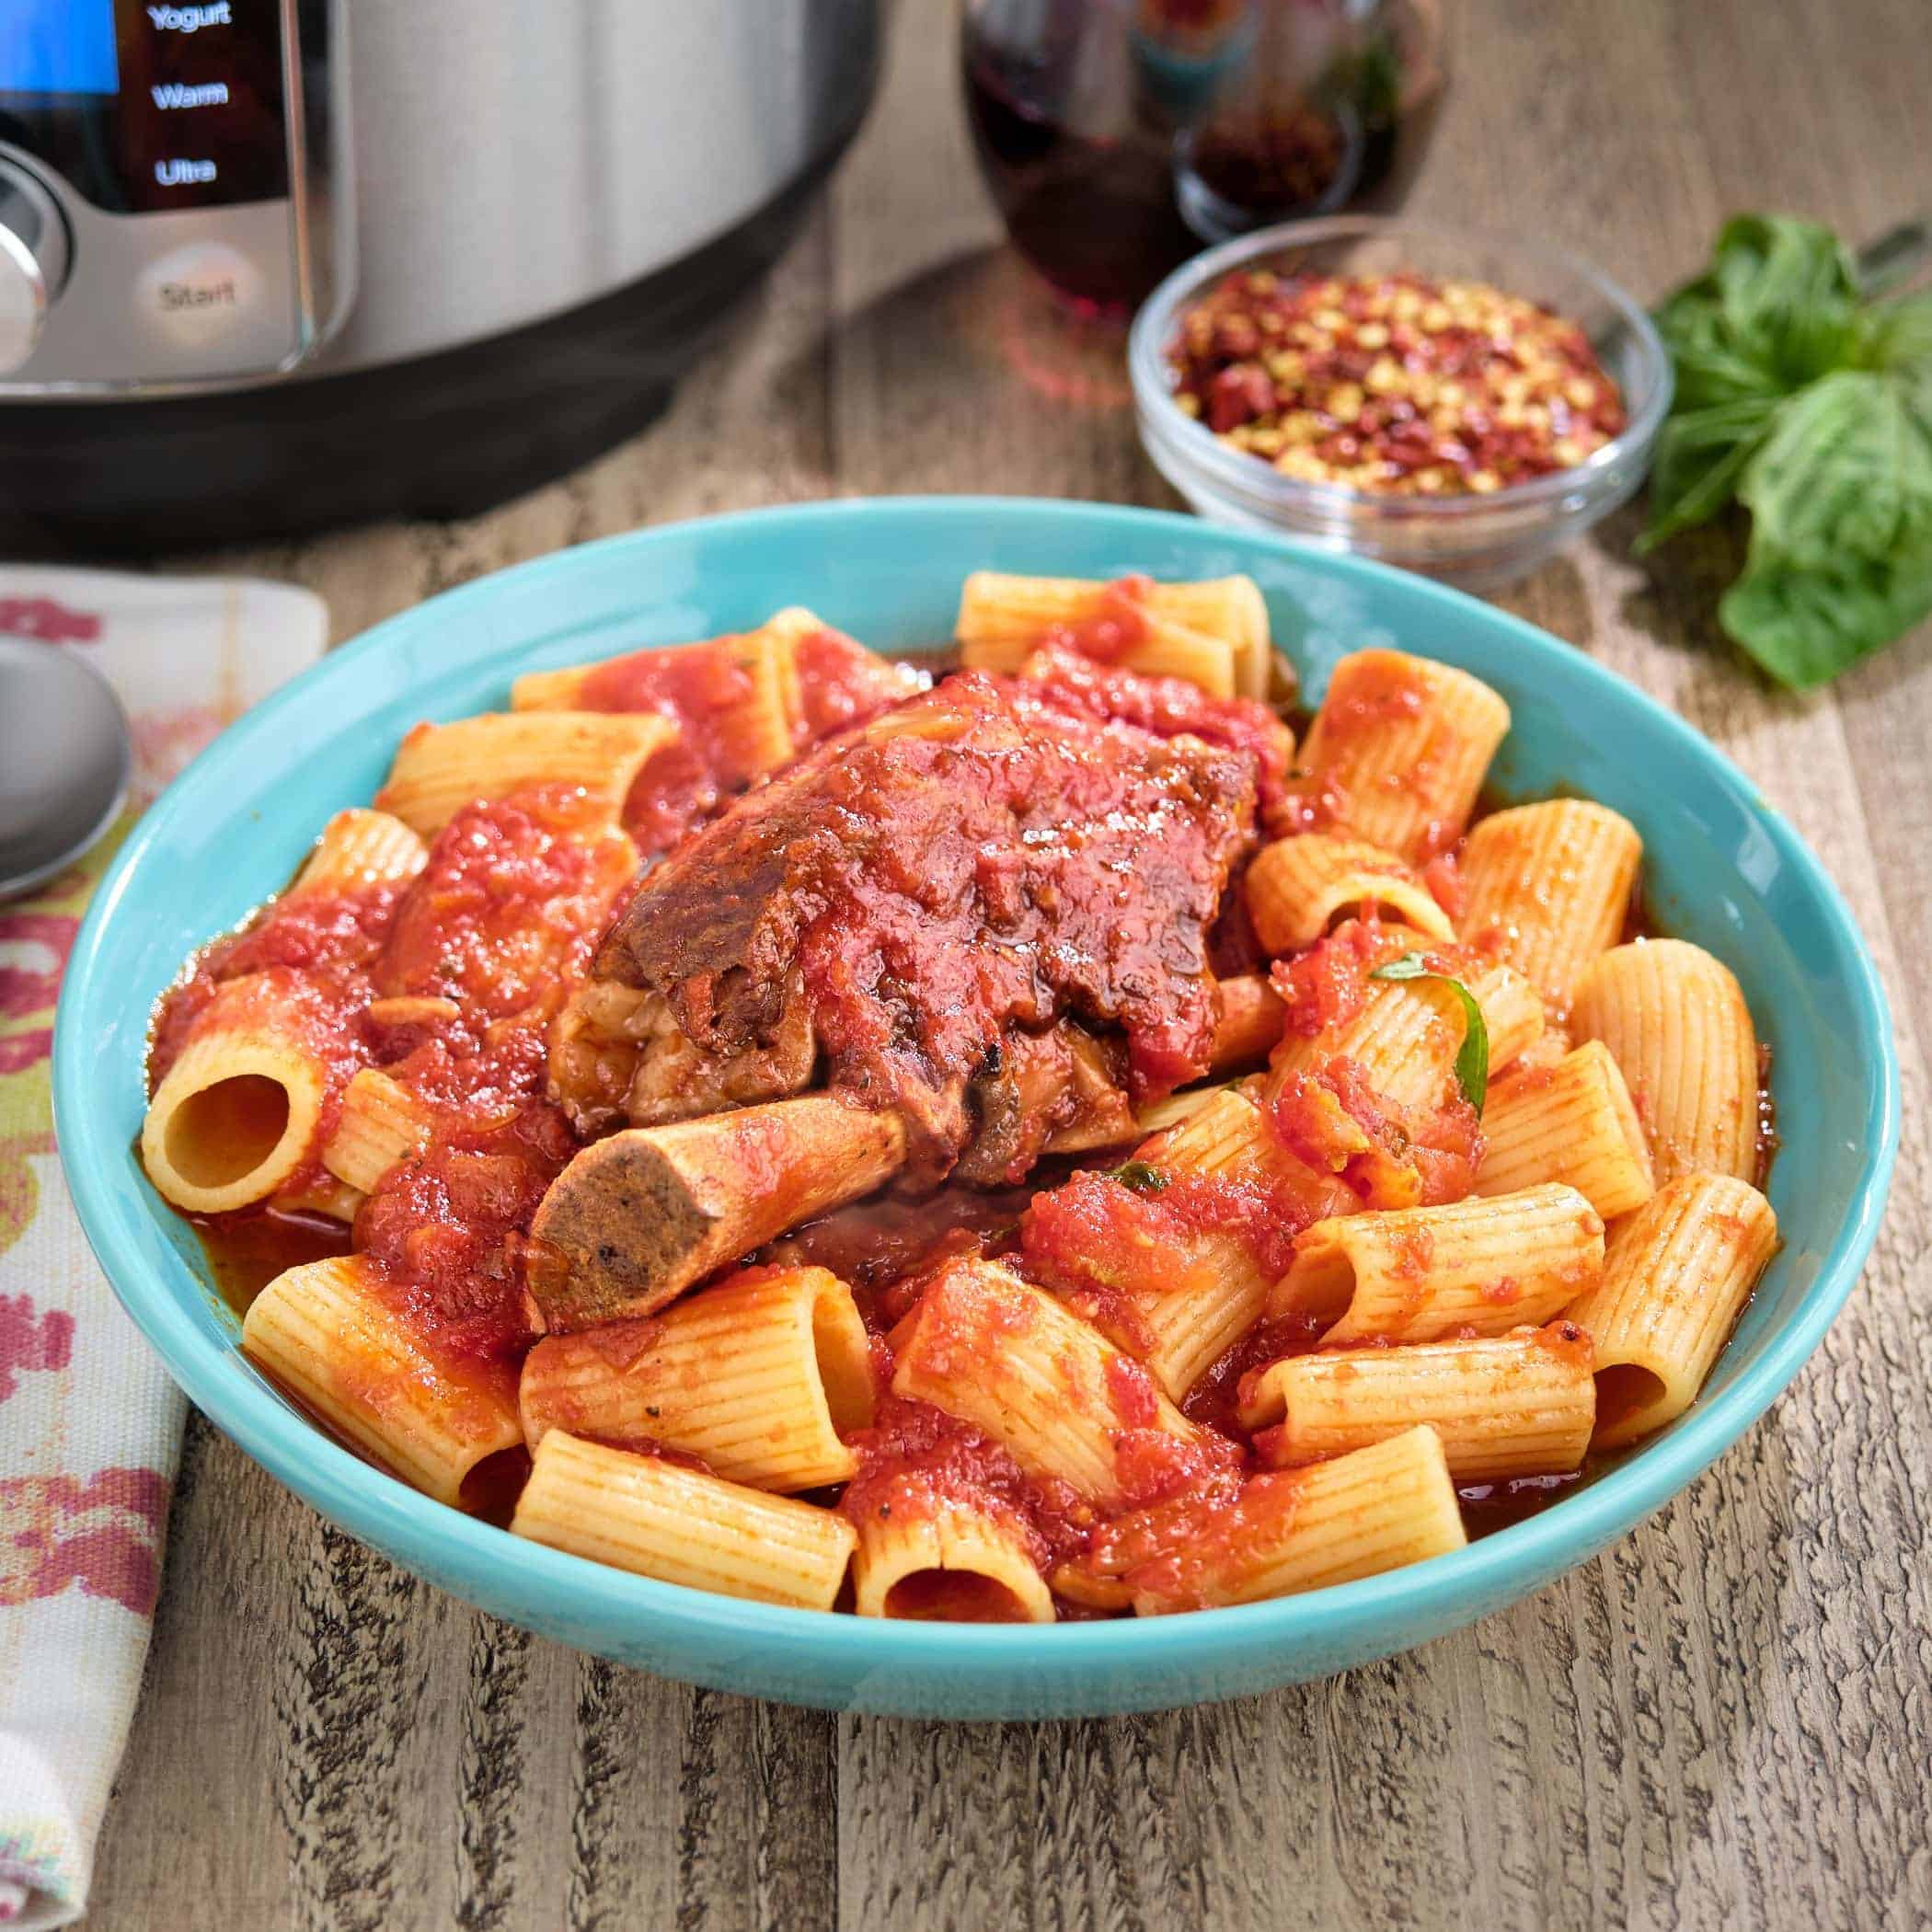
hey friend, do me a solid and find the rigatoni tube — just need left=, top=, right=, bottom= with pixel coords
left=287, top=808, right=427, bottom=899
left=1570, top=938, right=1762, bottom=1185
left=519, top=1266, right=876, bottom=1491
left=1476, top=1041, right=1656, bottom=1219
left=1563, top=1171, right=1777, bottom=1451
left=1240, top=1325, right=1596, bottom=1478
left=1271, top=1183, right=1604, bottom=1345
left=848, top=1498, right=1054, bottom=1624
left=322, top=1066, right=440, bottom=1197
left=374, top=709, right=678, bottom=836
left=511, top=1431, right=856, bottom=1610
left=511, top=618, right=803, bottom=785
left=891, top=1258, right=1208, bottom=1510
left=1130, top=1088, right=1350, bottom=1398
left=1265, top=960, right=1544, bottom=1113
left=954, top=570, right=1273, bottom=697
left=1128, top=1427, right=1467, bottom=1613
left=1294, top=650, right=1510, bottom=861
left=1245, top=834, right=1455, bottom=955
left=242, top=1255, right=523, bottom=1508
left=1457, top=800, right=1642, bottom=1011
left=142, top=972, right=330, bottom=1215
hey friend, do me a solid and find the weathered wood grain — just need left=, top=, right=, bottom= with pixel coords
left=81, top=0, right=1932, bottom=1926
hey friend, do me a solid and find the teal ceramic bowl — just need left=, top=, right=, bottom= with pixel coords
left=54, top=499, right=1897, bottom=1719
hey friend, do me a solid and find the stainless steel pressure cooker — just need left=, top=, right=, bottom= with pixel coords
left=0, top=1, right=880, bottom=546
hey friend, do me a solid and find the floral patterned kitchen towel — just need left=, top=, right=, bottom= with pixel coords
left=0, top=569, right=328, bottom=1929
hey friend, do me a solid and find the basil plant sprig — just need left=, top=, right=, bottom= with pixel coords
left=1639, top=213, right=1932, bottom=688
left=1370, top=952, right=1489, bottom=1113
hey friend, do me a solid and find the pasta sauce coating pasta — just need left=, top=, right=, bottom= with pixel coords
left=151, top=576, right=1783, bottom=1625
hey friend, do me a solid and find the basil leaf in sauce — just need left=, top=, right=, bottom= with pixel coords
left=1103, top=1160, right=1169, bottom=1193
left=1371, top=951, right=1489, bottom=1114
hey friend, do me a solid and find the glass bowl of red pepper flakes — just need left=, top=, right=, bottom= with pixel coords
left=1128, top=215, right=1672, bottom=587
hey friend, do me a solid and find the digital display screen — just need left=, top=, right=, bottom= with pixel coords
left=0, top=1, right=121, bottom=97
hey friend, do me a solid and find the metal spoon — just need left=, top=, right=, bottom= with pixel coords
left=0, top=635, right=132, bottom=900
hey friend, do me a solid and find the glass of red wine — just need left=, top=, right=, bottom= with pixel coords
left=961, top=0, right=1448, bottom=318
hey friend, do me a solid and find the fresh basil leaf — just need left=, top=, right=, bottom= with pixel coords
left=1369, top=952, right=1489, bottom=1113
left=1708, top=214, right=1862, bottom=384
left=1654, top=215, right=1861, bottom=408
left=1653, top=296, right=1793, bottom=411
left=1637, top=396, right=1783, bottom=550
left=1857, top=290, right=1932, bottom=379
left=1737, top=369, right=1932, bottom=569
left=1645, top=215, right=1932, bottom=688
left=1719, top=535, right=1932, bottom=688
left=1103, top=1159, right=1168, bottom=1193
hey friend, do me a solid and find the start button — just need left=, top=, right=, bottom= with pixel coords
left=135, top=240, right=263, bottom=347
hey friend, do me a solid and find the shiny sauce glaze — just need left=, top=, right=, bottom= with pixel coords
left=591, top=673, right=1262, bottom=1172
left=578, top=625, right=924, bottom=854
left=178, top=624, right=1772, bottom=1616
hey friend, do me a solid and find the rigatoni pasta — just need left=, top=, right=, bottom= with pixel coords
left=955, top=569, right=1272, bottom=697
left=511, top=1430, right=857, bottom=1610
left=1271, top=1184, right=1605, bottom=1344
left=374, top=709, right=678, bottom=836
left=321, top=1067, right=439, bottom=1197
left=518, top=1266, right=876, bottom=1491
left=1121, top=1087, right=1349, bottom=1398
left=1265, top=958, right=1544, bottom=1111
left=1457, top=800, right=1642, bottom=1010
left=1239, top=1326, right=1596, bottom=1478
left=891, top=1258, right=1208, bottom=1509
left=849, top=1497, right=1055, bottom=1623
left=1245, top=834, right=1455, bottom=954
left=242, top=1255, right=523, bottom=1507
left=1570, top=939, right=1762, bottom=1184
left=511, top=614, right=803, bottom=787
left=1294, top=649, right=1511, bottom=860
left=1563, top=1172, right=1778, bottom=1450
left=1108, top=1427, right=1467, bottom=1614
left=141, top=562, right=1788, bottom=1628
left=142, top=972, right=332, bottom=1215
left=1476, top=1041, right=1656, bottom=1219
left=288, top=808, right=428, bottom=899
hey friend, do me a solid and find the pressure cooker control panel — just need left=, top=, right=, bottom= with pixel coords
left=0, top=0, right=349, bottom=392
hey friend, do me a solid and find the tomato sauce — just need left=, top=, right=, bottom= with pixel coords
left=580, top=627, right=924, bottom=853
left=581, top=639, right=774, bottom=857
left=1038, top=575, right=1153, bottom=663
left=174, top=638, right=1729, bottom=1621
left=1019, top=638, right=1294, bottom=817
left=792, top=626, right=924, bottom=742
left=355, top=1104, right=575, bottom=1375
left=1266, top=914, right=1409, bottom=1038
left=377, top=788, right=633, bottom=1020
left=1266, top=1056, right=1482, bottom=1208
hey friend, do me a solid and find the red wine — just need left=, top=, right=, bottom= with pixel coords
left=963, top=54, right=1206, bottom=316
left=961, top=5, right=1445, bottom=317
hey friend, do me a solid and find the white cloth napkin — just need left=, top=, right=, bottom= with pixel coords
left=0, top=568, right=328, bottom=1929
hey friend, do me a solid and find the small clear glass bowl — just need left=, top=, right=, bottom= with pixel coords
left=1129, top=215, right=1672, bottom=589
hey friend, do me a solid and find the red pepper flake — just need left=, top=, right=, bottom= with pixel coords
left=1167, top=269, right=1627, bottom=495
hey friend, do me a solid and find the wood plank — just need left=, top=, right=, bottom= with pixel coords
left=78, top=0, right=1932, bottom=1926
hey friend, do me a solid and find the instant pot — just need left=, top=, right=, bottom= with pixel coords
left=0, top=1, right=880, bottom=546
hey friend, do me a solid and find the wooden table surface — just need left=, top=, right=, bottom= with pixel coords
left=83, top=3, right=1932, bottom=1926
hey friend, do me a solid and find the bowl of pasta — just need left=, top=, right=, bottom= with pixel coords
left=54, top=498, right=1897, bottom=1719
